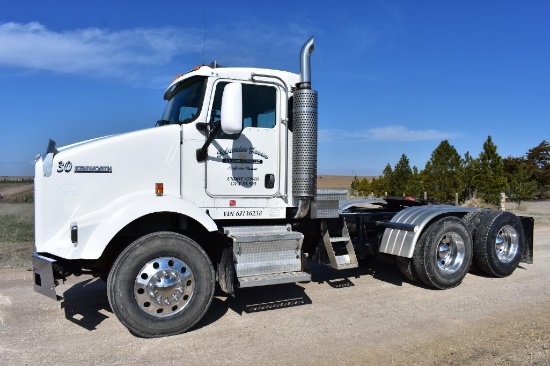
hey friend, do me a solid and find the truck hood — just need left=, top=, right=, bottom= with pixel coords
left=34, top=124, right=182, bottom=258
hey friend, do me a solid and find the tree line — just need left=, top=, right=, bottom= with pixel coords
left=351, top=137, right=550, bottom=206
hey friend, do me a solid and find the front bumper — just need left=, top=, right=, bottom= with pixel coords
left=32, top=253, right=62, bottom=301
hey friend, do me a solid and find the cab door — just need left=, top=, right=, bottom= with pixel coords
left=205, top=80, right=280, bottom=197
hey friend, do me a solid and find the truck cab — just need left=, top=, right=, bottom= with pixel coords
left=168, top=67, right=299, bottom=219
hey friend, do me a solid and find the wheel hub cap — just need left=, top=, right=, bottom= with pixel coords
left=134, top=257, right=194, bottom=317
left=436, top=232, right=465, bottom=274
left=495, top=225, right=519, bottom=263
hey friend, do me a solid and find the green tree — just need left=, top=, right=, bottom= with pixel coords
left=472, top=136, right=507, bottom=204
left=369, top=176, right=386, bottom=197
left=461, top=151, right=475, bottom=200
left=406, top=166, right=423, bottom=198
left=423, top=140, right=462, bottom=203
left=526, top=140, right=550, bottom=197
left=357, top=177, right=371, bottom=195
left=350, top=175, right=360, bottom=191
left=381, top=163, right=393, bottom=196
left=508, top=162, right=538, bottom=208
left=392, top=154, right=412, bottom=196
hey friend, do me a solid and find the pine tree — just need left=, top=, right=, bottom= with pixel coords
left=472, top=136, right=507, bottom=204
left=405, top=166, right=423, bottom=198
left=370, top=176, right=387, bottom=197
left=350, top=175, right=360, bottom=191
left=392, top=154, right=413, bottom=196
left=526, top=140, right=550, bottom=197
left=508, top=162, right=538, bottom=208
left=423, top=140, right=462, bottom=203
left=382, top=163, right=393, bottom=196
left=461, top=151, right=475, bottom=200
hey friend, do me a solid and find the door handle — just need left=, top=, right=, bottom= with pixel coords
left=265, top=174, right=275, bottom=189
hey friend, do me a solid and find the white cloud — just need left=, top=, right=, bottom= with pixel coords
left=0, top=22, right=201, bottom=78
left=0, top=21, right=313, bottom=82
left=367, top=125, right=458, bottom=141
left=319, top=125, right=459, bottom=142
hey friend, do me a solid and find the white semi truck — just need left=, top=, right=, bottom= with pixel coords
left=32, top=38, right=534, bottom=338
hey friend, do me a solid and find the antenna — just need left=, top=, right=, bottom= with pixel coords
left=202, top=10, right=206, bottom=65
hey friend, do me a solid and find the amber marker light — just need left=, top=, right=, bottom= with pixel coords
left=155, top=183, right=164, bottom=196
left=171, top=74, right=183, bottom=82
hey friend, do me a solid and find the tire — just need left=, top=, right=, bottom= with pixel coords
left=396, top=256, right=419, bottom=283
left=461, top=211, right=486, bottom=273
left=473, top=211, right=524, bottom=278
left=413, top=217, right=473, bottom=289
left=107, top=231, right=215, bottom=338
left=461, top=211, right=486, bottom=239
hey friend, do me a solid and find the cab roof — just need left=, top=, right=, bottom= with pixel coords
left=164, top=65, right=300, bottom=100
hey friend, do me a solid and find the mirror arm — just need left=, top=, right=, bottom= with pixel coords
left=196, top=123, right=222, bottom=162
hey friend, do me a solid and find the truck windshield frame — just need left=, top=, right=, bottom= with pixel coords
left=161, top=76, right=207, bottom=125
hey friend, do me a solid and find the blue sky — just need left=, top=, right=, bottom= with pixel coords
left=0, top=0, right=548, bottom=176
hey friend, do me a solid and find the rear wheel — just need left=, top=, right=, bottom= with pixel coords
left=413, top=217, right=473, bottom=289
left=107, top=231, right=215, bottom=338
left=396, top=256, right=419, bottom=283
left=473, top=211, right=524, bottom=277
left=461, top=211, right=485, bottom=239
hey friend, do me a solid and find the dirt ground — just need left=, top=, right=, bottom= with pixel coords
left=0, top=202, right=549, bottom=365
left=0, top=184, right=34, bottom=198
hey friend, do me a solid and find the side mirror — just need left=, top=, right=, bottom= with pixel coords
left=221, top=83, right=243, bottom=134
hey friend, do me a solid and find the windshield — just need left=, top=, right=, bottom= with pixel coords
left=160, top=76, right=207, bottom=124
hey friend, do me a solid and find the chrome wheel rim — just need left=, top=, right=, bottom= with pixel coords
left=436, top=232, right=465, bottom=274
left=134, top=257, right=194, bottom=318
left=495, top=225, right=519, bottom=263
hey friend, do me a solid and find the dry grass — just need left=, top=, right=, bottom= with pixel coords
left=317, top=175, right=372, bottom=190
left=0, top=182, right=34, bottom=203
left=462, top=197, right=498, bottom=209
left=0, top=203, right=34, bottom=268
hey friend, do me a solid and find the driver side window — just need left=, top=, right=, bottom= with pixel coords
left=210, top=82, right=277, bottom=134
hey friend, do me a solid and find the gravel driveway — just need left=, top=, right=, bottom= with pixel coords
left=1, top=228, right=549, bottom=365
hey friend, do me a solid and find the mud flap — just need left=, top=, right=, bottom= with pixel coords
left=32, top=253, right=62, bottom=301
left=519, top=216, right=534, bottom=264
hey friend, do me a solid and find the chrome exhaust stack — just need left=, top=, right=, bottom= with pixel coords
left=293, top=37, right=318, bottom=219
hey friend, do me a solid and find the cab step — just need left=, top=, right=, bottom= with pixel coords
left=321, top=218, right=358, bottom=270
left=238, top=271, right=311, bottom=288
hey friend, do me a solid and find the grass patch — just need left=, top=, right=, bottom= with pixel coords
left=1, top=242, right=34, bottom=269
left=0, top=214, right=34, bottom=241
left=0, top=203, right=34, bottom=268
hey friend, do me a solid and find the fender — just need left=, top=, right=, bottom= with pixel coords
left=70, top=195, right=218, bottom=260
left=379, top=205, right=477, bottom=258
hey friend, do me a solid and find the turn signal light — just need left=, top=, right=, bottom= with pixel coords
left=155, top=183, right=164, bottom=196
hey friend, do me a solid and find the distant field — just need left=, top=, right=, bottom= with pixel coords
left=0, top=176, right=364, bottom=195
left=317, top=175, right=372, bottom=190
left=0, top=182, right=34, bottom=203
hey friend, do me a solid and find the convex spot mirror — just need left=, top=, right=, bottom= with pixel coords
left=221, top=83, right=243, bottom=135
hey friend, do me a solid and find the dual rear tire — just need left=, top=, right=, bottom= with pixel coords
left=412, top=217, right=473, bottom=289
left=398, top=211, right=524, bottom=289
left=472, top=211, right=524, bottom=277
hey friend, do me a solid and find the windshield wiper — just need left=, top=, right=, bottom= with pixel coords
left=156, top=119, right=171, bottom=126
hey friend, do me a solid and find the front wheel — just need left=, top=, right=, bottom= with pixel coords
left=413, top=217, right=473, bottom=289
left=107, top=232, right=215, bottom=338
